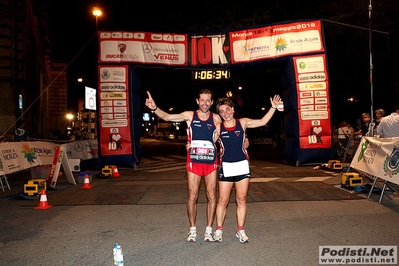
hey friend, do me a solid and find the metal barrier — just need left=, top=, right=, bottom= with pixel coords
left=332, top=134, right=361, bottom=163
left=0, top=175, right=10, bottom=191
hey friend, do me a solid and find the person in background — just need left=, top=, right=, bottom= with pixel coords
left=377, top=105, right=399, bottom=138
left=373, top=108, right=386, bottom=134
left=347, top=122, right=356, bottom=136
left=338, top=121, right=353, bottom=135
left=212, top=94, right=281, bottom=243
left=12, top=119, right=29, bottom=142
left=337, top=120, right=353, bottom=146
left=81, top=129, right=90, bottom=140
left=355, top=112, right=371, bottom=136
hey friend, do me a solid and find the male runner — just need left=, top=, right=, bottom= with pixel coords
left=145, top=89, right=220, bottom=242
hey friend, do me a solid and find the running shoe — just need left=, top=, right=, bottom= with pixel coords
left=187, top=227, right=197, bottom=242
left=213, top=229, right=223, bottom=242
left=204, top=226, right=214, bottom=242
left=236, top=230, right=249, bottom=243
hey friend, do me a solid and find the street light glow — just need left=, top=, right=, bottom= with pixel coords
left=92, top=7, right=102, bottom=31
left=92, top=8, right=102, bottom=17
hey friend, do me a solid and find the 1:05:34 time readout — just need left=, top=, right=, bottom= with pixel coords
left=192, top=69, right=230, bottom=80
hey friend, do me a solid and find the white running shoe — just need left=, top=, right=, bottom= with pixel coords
left=236, top=230, right=249, bottom=243
left=213, top=229, right=223, bottom=242
left=187, top=227, right=197, bottom=242
left=204, top=226, right=214, bottom=242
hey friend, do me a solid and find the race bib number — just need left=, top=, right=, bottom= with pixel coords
left=222, top=160, right=250, bottom=177
left=190, top=140, right=215, bottom=162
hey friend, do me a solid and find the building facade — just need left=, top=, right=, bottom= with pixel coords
left=0, top=0, right=67, bottom=141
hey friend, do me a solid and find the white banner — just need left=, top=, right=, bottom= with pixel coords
left=0, top=141, right=57, bottom=175
left=0, top=140, right=98, bottom=175
left=350, top=137, right=399, bottom=185
left=62, top=140, right=98, bottom=160
left=99, top=32, right=187, bottom=65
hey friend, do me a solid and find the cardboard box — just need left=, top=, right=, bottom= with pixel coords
left=69, top=159, right=81, bottom=172
left=78, top=171, right=92, bottom=184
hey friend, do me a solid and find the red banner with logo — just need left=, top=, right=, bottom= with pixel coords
left=98, top=20, right=324, bottom=68
left=292, top=54, right=332, bottom=149
left=98, top=32, right=188, bottom=66
left=98, top=65, right=132, bottom=156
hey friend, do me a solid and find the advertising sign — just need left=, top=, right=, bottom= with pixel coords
left=85, top=86, right=97, bottom=110
left=98, top=65, right=132, bottom=156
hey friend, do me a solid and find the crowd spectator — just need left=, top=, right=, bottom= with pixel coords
left=355, top=112, right=371, bottom=136
left=338, top=121, right=352, bottom=137
left=12, top=119, right=29, bottom=142
left=374, top=108, right=386, bottom=134
left=337, top=120, right=354, bottom=147
left=376, top=105, right=399, bottom=138
left=81, top=129, right=90, bottom=140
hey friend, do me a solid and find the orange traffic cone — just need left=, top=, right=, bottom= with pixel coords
left=112, top=166, right=120, bottom=177
left=34, top=190, right=53, bottom=210
left=81, top=174, right=93, bottom=189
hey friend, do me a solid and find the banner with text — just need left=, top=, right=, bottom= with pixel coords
left=98, top=20, right=324, bottom=67
left=351, top=137, right=399, bottom=185
left=0, top=140, right=98, bottom=175
left=98, top=65, right=132, bottom=156
left=294, top=54, right=331, bottom=149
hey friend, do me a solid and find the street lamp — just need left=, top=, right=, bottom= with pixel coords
left=66, top=113, right=74, bottom=130
left=90, top=7, right=102, bottom=140
left=92, top=7, right=102, bottom=31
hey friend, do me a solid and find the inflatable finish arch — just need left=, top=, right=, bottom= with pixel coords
left=97, top=19, right=333, bottom=168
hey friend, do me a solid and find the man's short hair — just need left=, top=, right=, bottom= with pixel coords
left=197, top=89, right=213, bottom=100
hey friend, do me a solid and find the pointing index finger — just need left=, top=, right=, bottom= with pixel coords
left=147, top=91, right=152, bottom=100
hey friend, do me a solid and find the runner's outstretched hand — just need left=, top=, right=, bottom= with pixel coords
left=145, top=91, right=157, bottom=110
left=270, top=95, right=281, bottom=108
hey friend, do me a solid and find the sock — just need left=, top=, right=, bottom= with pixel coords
left=216, top=226, right=223, bottom=230
left=237, top=226, right=244, bottom=231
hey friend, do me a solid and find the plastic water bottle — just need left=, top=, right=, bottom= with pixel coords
left=113, top=243, right=124, bottom=266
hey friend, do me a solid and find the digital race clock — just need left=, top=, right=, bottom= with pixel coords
left=192, top=69, right=230, bottom=80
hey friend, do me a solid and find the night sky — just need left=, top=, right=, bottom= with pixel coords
left=44, top=0, right=399, bottom=128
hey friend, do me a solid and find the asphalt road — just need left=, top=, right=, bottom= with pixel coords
left=1, top=138, right=399, bottom=266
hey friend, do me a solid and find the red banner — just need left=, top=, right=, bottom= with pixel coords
left=229, top=20, right=324, bottom=64
left=98, top=65, right=132, bottom=156
left=292, top=54, right=332, bottom=149
left=98, top=20, right=324, bottom=67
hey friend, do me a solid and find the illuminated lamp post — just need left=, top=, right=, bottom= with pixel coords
left=92, top=7, right=102, bottom=31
